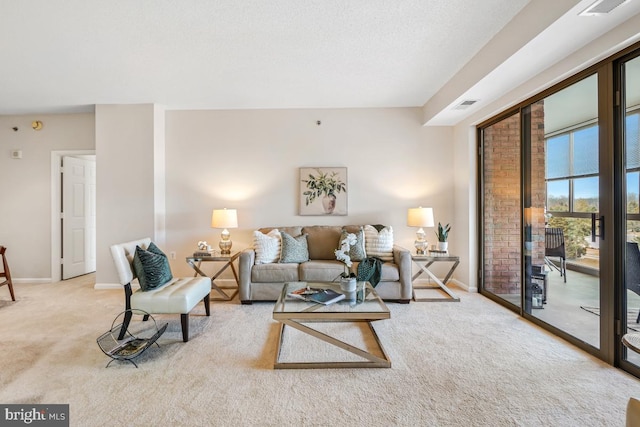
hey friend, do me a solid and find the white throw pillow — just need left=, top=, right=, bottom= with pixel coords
left=364, top=225, right=394, bottom=262
left=253, top=229, right=281, bottom=264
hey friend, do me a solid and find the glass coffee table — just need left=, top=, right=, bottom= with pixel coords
left=273, top=281, right=391, bottom=369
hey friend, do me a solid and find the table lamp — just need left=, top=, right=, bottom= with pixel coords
left=211, top=208, right=238, bottom=255
left=407, top=207, right=434, bottom=255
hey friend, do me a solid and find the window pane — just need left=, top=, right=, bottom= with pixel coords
left=627, top=113, right=640, bottom=169
left=628, top=172, right=640, bottom=214
left=547, top=180, right=569, bottom=212
left=573, top=176, right=599, bottom=212
left=573, top=126, right=599, bottom=175
left=546, top=135, right=570, bottom=179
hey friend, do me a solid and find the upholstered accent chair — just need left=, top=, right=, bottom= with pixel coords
left=110, top=237, right=211, bottom=342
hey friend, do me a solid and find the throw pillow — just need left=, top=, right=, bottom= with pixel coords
left=364, top=225, right=394, bottom=262
left=279, top=232, right=309, bottom=263
left=132, top=244, right=173, bottom=291
left=253, top=229, right=281, bottom=264
left=340, top=227, right=366, bottom=262
left=147, top=241, right=167, bottom=258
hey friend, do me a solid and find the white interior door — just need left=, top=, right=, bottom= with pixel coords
left=62, top=156, right=96, bottom=279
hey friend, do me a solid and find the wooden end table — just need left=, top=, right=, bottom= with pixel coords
left=186, top=252, right=240, bottom=301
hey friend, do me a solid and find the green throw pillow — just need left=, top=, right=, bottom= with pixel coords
left=279, top=232, right=309, bottom=263
left=340, top=228, right=366, bottom=262
left=132, top=244, right=173, bottom=291
left=147, top=241, right=167, bottom=258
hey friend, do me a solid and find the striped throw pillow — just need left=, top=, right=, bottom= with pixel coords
left=364, top=225, right=394, bottom=262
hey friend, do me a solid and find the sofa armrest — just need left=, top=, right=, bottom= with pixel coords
left=393, top=245, right=412, bottom=301
left=239, top=248, right=256, bottom=303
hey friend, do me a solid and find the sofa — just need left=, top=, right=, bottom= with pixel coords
left=238, top=225, right=412, bottom=304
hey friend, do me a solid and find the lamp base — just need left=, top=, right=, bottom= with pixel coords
left=219, top=229, right=232, bottom=255
left=219, top=240, right=232, bottom=255
left=414, top=239, right=428, bottom=255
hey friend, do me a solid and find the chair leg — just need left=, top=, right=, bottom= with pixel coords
left=181, top=313, right=189, bottom=342
left=204, top=293, right=210, bottom=316
left=118, top=310, right=133, bottom=340
left=6, top=281, right=15, bottom=301
left=562, top=258, right=566, bottom=283
left=636, top=309, right=640, bottom=324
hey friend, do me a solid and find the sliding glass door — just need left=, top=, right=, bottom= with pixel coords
left=622, top=53, right=640, bottom=369
left=481, top=74, right=604, bottom=347
left=480, top=42, right=640, bottom=370
left=524, top=74, right=603, bottom=349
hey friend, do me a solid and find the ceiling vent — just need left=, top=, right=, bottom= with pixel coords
left=453, top=99, right=478, bottom=110
left=579, top=0, right=632, bottom=16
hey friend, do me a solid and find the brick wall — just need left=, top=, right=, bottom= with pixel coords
left=482, top=102, right=546, bottom=296
left=483, top=113, right=522, bottom=295
left=530, top=101, right=546, bottom=266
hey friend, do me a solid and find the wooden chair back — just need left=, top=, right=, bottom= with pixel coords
left=0, top=246, right=16, bottom=301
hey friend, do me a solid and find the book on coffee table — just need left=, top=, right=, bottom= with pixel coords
left=287, top=286, right=322, bottom=301
left=309, top=289, right=345, bottom=305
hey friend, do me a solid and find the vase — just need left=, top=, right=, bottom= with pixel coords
left=322, top=194, right=336, bottom=214
left=437, top=241, right=449, bottom=252
left=340, top=277, right=357, bottom=292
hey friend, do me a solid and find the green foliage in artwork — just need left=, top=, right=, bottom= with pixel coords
left=302, top=168, right=346, bottom=206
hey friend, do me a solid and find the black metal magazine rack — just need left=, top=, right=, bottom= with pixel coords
left=97, top=309, right=168, bottom=368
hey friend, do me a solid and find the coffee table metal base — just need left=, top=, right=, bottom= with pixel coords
left=274, top=319, right=391, bottom=369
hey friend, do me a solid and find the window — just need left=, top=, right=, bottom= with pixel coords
left=545, top=123, right=599, bottom=213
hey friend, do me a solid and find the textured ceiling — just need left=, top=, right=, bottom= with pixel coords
left=2, top=0, right=639, bottom=124
left=0, top=0, right=531, bottom=115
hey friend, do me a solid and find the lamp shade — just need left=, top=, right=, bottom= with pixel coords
left=211, top=208, right=238, bottom=229
left=407, top=207, right=435, bottom=228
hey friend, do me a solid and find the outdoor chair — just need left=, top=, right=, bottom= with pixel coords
left=110, top=237, right=211, bottom=342
left=545, top=227, right=567, bottom=282
left=626, top=242, right=640, bottom=323
left=0, top=246, right=16, bottom=301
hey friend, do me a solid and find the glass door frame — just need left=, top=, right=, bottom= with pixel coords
left=615, top=48, right=640, bottom=375
left=476, top=55, right=637, bottom=365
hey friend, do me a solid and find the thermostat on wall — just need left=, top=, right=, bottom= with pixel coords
left=10, top=150, right=22, bottom=159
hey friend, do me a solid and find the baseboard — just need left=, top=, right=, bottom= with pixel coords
left=413, top=278, right=475, bottom=293
left=94, top=283, right=121, bottom=290
left=452, top=279, right=476, bottom=293
left=13, top=278, right=52, bottom=284
left=94, top=282, right=140, bottom=290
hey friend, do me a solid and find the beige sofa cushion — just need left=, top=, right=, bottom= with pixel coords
left=251, top=262, right=299, bottom=283
left=260, top=226, right=302, bottom=237
left=299, top=260, right=346, bottom=282
left=303, top=226, right=342, bottom=260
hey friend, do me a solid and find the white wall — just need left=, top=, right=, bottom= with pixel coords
left=0, top=113, right=94, bottom=281
left=95, top=104, right=165, bottom=285
left=164, top=107, right=456, bottom=278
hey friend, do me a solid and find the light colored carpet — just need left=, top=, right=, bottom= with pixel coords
left=1, top=275, right=640, bottom=426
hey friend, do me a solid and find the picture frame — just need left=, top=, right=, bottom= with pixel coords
left=299, top=167, right=347, bottom=216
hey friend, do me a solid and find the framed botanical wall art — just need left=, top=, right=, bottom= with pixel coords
left=299, top=167, right=348, bottom=216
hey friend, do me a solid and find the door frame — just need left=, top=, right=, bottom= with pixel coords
left=50, top=150, right=95, bottom=282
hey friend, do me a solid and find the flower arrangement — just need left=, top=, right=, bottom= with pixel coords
left=334, top=233, right=357, bottom=279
